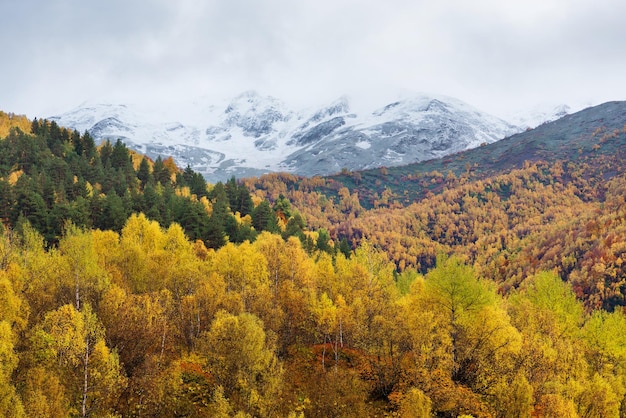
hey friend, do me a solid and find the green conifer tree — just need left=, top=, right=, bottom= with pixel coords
left=252, top=200, right=279, bottom=233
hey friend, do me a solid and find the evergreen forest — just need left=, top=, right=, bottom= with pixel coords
left=1, top=111, right=626, bottom=417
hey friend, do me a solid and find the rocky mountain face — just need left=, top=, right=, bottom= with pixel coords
left=49, top=91, right=522, bottom=182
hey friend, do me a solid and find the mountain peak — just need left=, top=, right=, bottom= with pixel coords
left=225, top=91, right=285, bottom=111
left=49, top=92, right=532, bottom=182
left=505, top=102, right=581, bottom=130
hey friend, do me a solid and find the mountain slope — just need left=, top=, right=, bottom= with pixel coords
left=249, top=100, right=626, bottom=208
left=241, top=101, right=626, bottom=312
left=49, top=92, right=519, bottom=182
left=280, top=95, right=517, bottom=176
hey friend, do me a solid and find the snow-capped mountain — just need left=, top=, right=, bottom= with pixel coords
left=49, top=91, right=521, bottom=182
left=505, top=103, right=573, bottom=130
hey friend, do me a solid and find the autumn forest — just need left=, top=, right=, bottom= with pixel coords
left=1, top=108, right=626, bottom=417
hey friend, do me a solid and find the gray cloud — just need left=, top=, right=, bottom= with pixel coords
left=2, top=0, right=625, bottom=119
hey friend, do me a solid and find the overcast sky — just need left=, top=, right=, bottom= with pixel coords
left=2, top=0, right=626, bottom=119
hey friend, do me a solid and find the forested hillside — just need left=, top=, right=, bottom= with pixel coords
left=0, top=119, right=308, bottom=249
left=245, top=102, right=626, bottom=311
left=250, top=101, right=626, bottom=209
left=1, top=111, right=626, bottom=417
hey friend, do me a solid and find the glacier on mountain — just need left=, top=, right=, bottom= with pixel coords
left=50, top=91, right=524, bottom=182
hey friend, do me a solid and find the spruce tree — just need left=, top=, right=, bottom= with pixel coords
left=237, top=185, right=254, bottom=217
left=316, top=228, right=333, bottom=254
left=282, top=212, right=305, bottom=240
left=207, top=182, right=238, bottom=245
left=11, top=186, right=48, bottom=235
left=110, top=139, right=131, bottom=170
left=152, top=156, right=171, bottom=186
left=100, top=140, right=113, bottom=169
left=225, top=176, right=239, bottom=209
left=273, top=194, right=292, bottom=220
left=137, top=158, right=152, bottom=190
left=339, top=237, right=352, bottom=258
left=0, top=180, right=14, bottom=223
left=71, top=129, right=83, bottom=156
left=252, top=201, right=279, bottom=233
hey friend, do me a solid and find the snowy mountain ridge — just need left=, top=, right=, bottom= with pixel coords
left=505, top=103, right=574, bottom=130
left=49, top=91, right=555, bottom=182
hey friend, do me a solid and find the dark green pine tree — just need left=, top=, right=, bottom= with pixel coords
left=0, top=133, right=12, bottom=174
left=224, top=177, right=254, bottom=216
left=11, top=177, right=48, bottom=234
left=112, top=172, right=129, bottom=197
left=81, top=131, right=98, bottom=162
left=0, top=179, right=14, bottom=223
left=302, top=234, right=316, bottom=255
left=48, top=198, right=90, bottom=242
left=92, top=193, right=127, bottom=232
left=65, top=150, right=84, bottom=182
left=282, top=212, right=305, bottom=240
left=80, top=131, right=103, bottom=185
left=205, top=186, right=227, bottom=248
left=273, top=194, right=292, bottom=220
left=152, top=156, right=171, bottom=186
left=110, top=139, right=131, bottom=170
left=13, top=128, right=45, bottom=174
left=69, top=196, right=90, bottom=229
left=111, top=139, right=137, bottom=188
left=208, top=182, right=229, bottom=213
left=338, top=237, right=352, bottom=258
left=47, top=203, right=71, bottom=241
left=237, top=186, right=254, bottom=217
left=136, top=183, right=159, bottom=215
left=235, top=222, right=257, bottom=243
left=47, top=121, right=65, bottom=157
left=223, top=212, right=239, bottom=243
left=71, top=129, right=83, bottom=156
left=316, top=228, right=333, bottom=254
left=225, top=176, right=239, bottom=210
left=188, top=171, right=208, bottom=198
left=88, top=194, right=105, bottom=230
left=40, top=174, right=57, bottom=209
left=205, top=219, right=226, bottom=249
left=251, top=200, right=279, bottom=233
left=159, top=183, right=175, bottom=226
left=100, top=140, right=114, bottom=169
left=137, top=158, right=152, bottom=190
left=30, top=118, right=41, bottom=136
left=205, top=182, right=238, bottom=248
left=176, top=199, right=210, bottom=242
left=44, top=157, right=69, bottom=191
left=178, top=165, right=207, bottom=198
left=69, top=178, right=89, bottom=201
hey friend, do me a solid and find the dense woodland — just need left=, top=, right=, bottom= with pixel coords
left=1, top=114, right=626, bottom=417
left=0, top=119, right=313, bottom=250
